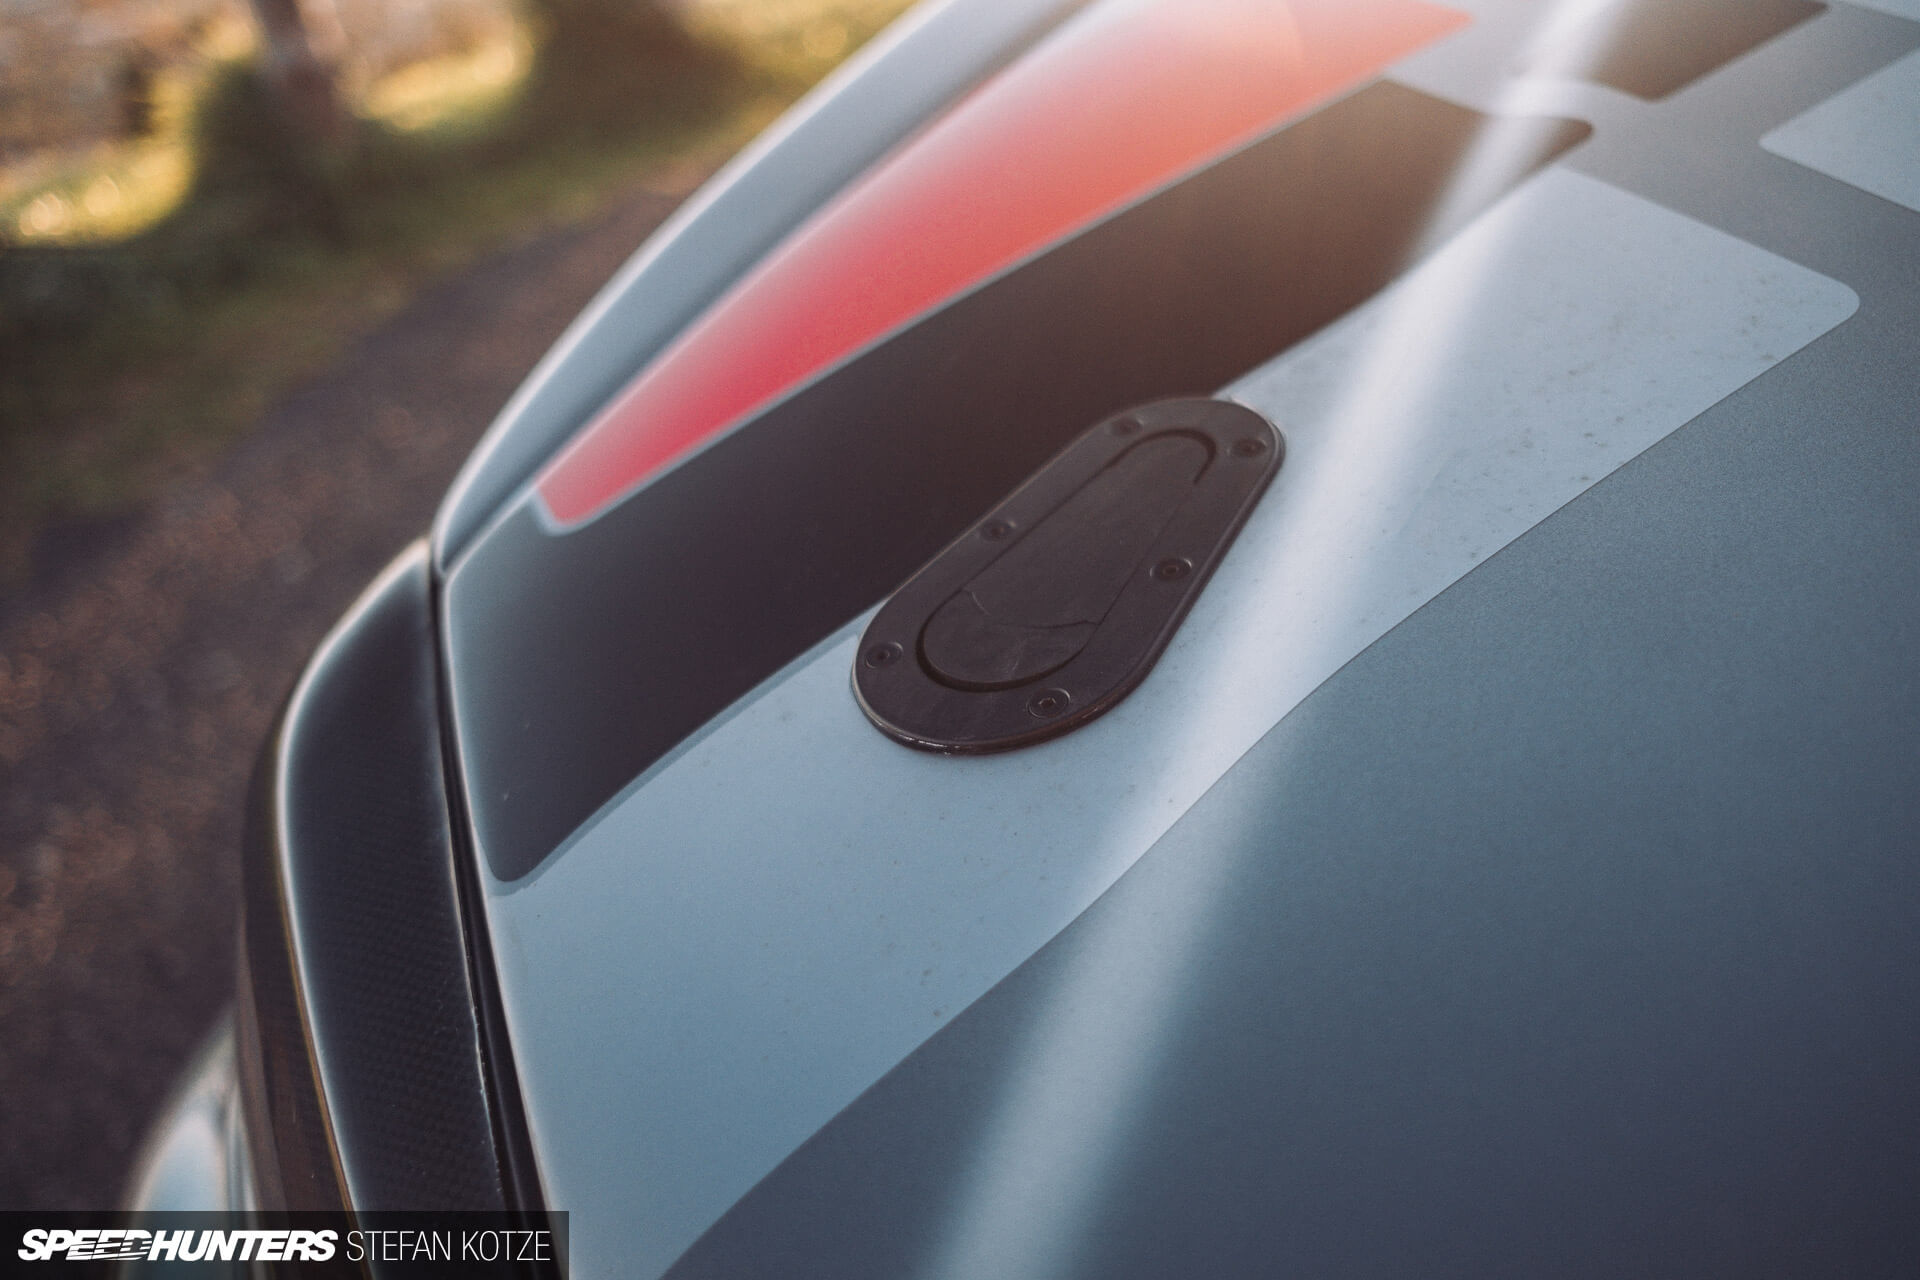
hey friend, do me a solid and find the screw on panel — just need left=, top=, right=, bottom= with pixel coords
left=1152, top=558, right=1191, bottom=582
left=1027, top=688, right=1071, bottom=718
left=1231, top=436, right=1269, bottom=458
left=982, top=520, right=1015, bottom=542
left=865, top=642, right=902, bottom=668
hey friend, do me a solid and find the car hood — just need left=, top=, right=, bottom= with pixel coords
left=431, top=0, right=1920, bottom=1275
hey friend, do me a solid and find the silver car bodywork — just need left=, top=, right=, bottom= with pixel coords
left=136, top=1, right=1920, bottom=1276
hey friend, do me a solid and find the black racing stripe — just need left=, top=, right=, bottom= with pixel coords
left=1524, top=0, right=1823, bottom=100
left=446, top=81, right=1591, bottom=882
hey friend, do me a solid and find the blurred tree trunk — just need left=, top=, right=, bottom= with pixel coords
left=243, top=0, right=351, bottom=243
left=516, top=0, right=711, bottom=135
left=246, top=0, right=346, bottom=147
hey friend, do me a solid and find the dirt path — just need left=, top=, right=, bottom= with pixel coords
left=0, top=184, right=685, bottom=1208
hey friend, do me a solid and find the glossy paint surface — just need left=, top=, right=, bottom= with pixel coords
left=123, top=1021, right=248, bottom=1215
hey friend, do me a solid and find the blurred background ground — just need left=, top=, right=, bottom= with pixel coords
left=0, top=0, right=909, bottom=1208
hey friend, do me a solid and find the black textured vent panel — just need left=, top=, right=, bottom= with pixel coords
left=237, top=776, right=348, bottom=1213
left=251, top=547, right=508, bottom=1211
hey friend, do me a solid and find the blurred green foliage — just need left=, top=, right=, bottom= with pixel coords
left=0, top=0, right=910, bottom=585
left=0, top=3, right=738, bottom=356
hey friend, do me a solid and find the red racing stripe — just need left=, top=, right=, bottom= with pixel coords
left=536, top=0, right=1468, bottom=527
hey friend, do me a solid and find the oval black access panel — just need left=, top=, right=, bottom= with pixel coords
left=854, top=398, right=1282, bottom=752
